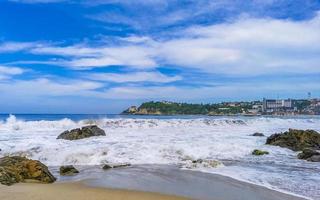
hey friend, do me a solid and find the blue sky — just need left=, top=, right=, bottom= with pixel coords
left=0, top=0, right=320, bottom=114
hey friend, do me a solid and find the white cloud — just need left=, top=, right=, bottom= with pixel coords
left=119, top=36, right=154, bottom=44
left=8, top=0, right=66, bottom=3
left=3, top=12, right=320, bottom=75
left=0, top=75, right=318, bottom=102
left=65, top=46, right=156, bottom=69
left=0, top=42, right=40, bottom=53
left=0, top=66, right=24, bottom=80
left=0, top=66, right=24, bottom=75
left=86, top=0, right=296, bottom=32
left=30, top=45, right=101, bottom=57
left=31, top=45, right=156, bottom=69
left=156, top=13, right=320, bottom=75
left=101, top=81, right=320, bottom=100
left=88, top=71, right=182, bottom=83
left=102, top=85, right=211, bottom=100
left=83, top=0, right=170, bottom=7
left=0, top=78, right=103, bottom=97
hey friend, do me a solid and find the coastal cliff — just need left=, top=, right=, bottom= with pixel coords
left=122, top=99, right=320, bottom=116
left=121, top=101, right=245, bottom=115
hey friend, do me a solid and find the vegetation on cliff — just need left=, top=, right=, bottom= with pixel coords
left=122, top=101, right=251, bottom=115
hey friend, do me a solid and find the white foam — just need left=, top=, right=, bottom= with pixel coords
left=0, top=115, right=319, bottom=199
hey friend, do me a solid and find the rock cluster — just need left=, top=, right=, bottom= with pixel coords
left=298, top=149, right=320, bottom=162
left=0, top=156, right=56, bottom=186
left=266, top=129, right=320, bottom=151
left=57, top=125, right=106, bottom=140
left=59, top=165, right=79, bottom=176
left=251, top=132, right=265, bottom=137
left=252, top=149, right=269, bottom=156
left=266, top=129, right=320, bottom=162
left=102, top=163, right=131, bottom=170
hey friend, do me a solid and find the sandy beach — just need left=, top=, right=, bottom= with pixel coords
left=81, top=164, right=308, bottom=200
left=0, top=164, right=309, bottom=200
left=0, top=182, right=187, bottom=200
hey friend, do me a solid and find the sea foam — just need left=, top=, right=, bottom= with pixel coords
left=0, top=115, right=319, bottom=199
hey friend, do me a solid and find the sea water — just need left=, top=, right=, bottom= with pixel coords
left=0, top=114, right=319, bottom=199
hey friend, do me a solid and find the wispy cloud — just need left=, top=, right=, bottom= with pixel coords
left=101, top=80, right=320, bottom=100
left=0, top=78, right=103, bottom=97
left=7, top=12, right=320, bottom=76
left=0, top=65, right=24, bottom=80
left=87, top=0, right=320, bottom=32
left=8, top=0, right=67, bottom=3
left=0, top=42, right=41, bottom=53
left=88, top=71, right=182, bottom=83
left=29, top=44, right=156, bottom=69
left=156, top=13, right=320, bottom=75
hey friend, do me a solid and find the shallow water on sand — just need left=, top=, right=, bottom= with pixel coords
left=0, top=114, right=319, bottom=199
left=53, top=165, right=307, bottom=200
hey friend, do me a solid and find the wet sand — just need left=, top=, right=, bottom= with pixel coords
left=0, top=164, right=308, bottom=200
left=62, top=165, right=308, bottom=200
left=0, top=182, right=187, bottom=200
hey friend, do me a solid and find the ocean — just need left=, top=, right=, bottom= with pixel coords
left=0, top=114, right=319, bottom=199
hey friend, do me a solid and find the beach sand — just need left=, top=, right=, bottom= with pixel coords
left=0, top=182, right=188, bottom=200
left=0, top=165, right=309, bottom=200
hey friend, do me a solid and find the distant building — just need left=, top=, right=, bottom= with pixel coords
left=262, top=98, right=293, bottom=113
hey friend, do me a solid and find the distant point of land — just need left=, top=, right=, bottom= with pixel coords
left=122, top=99, right=320, bottom=116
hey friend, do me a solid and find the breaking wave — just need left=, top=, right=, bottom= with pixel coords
left=0, top=114, right=320, bottom=199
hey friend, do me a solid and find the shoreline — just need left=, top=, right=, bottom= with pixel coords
left=0, top=164, right=310, bottom=200
left=194, top=169, right=311, bottom=200
left=51, top=164, right=308, bottom=200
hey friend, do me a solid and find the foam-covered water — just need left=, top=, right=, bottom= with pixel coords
left=0, top=114, right=319, bottom=199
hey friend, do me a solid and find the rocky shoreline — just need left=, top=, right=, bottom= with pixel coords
left=1, top=125, right=319, bottom=199
left=266, top=129, right=320, bottom=162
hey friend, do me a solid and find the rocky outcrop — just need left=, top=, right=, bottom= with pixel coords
left=251, top=132, right=265, bottom=137
left=252, top=149, right=269, bottom=156
left=266, top=129, right=320, bottom=151
left=57, top=125, right=106, bottom=140
left=298, top=149, right=320, bottom=162
left=59, top=165, right=79, bottom=176
left=0, top=156, right=56, bottom=186
left=122, top=107, right=162, bottom=115
left=102, top=163, right=131, bottom=170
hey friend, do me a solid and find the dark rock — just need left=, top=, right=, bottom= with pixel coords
left=298, top=148, right=320, bottom=162
left=266, top=129, right=320, bottom=151
left=252, top=149, right=269, bottom=156
left=59, top=165, right=79, bottom=176
left=308, top=155, right=320, bottom=162
left=0, top=156, right=56, bottom=186
left=251, top=132, right=265, bottom=137
left=102, top=163, right=131, bottom=170
left=102, top=165, right=112, bottom=170
left=192, top=159, right=203, bottom=164
left=57, top=125, right=106, bottom=140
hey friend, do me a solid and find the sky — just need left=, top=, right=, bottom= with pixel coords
left=0, top=0, right=320, bottom=114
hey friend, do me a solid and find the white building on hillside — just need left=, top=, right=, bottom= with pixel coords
left=262, top=98, right=293, bottom=113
